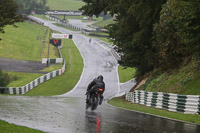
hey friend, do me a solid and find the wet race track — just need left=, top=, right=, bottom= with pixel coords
left=0, top=17, right=200, bottom=133
left=0, top=96, right=200, bottom=133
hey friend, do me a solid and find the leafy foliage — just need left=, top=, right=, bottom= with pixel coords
left=80, top=0, right=109, bottom=17
left=153, top=0, right=200, bottom=70
left=80, top=0, right=167, bottom=75
left=14, top=0, right=49, bottom=14
left=81, top=0, right=200, bottom=77
left=0, top=0, right=23, bottom=36
left=0, top=68, right=10, bottom=86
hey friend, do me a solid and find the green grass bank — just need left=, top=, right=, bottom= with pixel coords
left=93, top=17, right=114, bottom=28
left=0, top=22, right=61, bottom=88
left=118, top=66, right=136, bottom=83
left=6, top=71, right=42, bottom=87
left=0, top=22, right=45, bottom=61
left=47, top=0, right=85, bottom=11
left=137, top=58, right=200, bottom=95
left=109, top=58, right=200, bottom=125
left=53, top=23, right=79, bottom=31
left=0, top=120, right=43, bottom=133
left=0, top=22, right=59, bottom=61
left=25, top=39, right=83, bottom=96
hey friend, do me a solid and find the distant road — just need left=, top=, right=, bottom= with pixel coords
left=28, top=15, right=120, bottom=99
left=68, top=19, right=96, bottom=30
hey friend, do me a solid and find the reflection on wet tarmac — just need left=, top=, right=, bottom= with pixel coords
left=0, top=96, right=199, bottom=133
left=85, top=111, right=101, bottom=133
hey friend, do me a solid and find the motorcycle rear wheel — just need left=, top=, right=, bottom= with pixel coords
left=91, top=97, right=98, bottom=110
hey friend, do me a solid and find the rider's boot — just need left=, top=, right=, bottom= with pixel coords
left=86, top=98, right=89, bottom=103
left=99, top=95, right=104, bottom=105
left=86, top=93, right=90, bottom=103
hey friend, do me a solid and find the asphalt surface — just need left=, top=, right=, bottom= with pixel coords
left=68, top=19, right=96, bottom=30
left=0, top=96, right=199, bottom=133
left=0, top=57, right=48, bottom=73
left=0, top=16, right=200, bottom=133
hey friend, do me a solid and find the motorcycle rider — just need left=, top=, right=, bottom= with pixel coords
left=86, top=75, right=105, bottom=105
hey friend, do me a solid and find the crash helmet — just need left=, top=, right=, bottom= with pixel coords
left=97, top=75, right=103, bottom=80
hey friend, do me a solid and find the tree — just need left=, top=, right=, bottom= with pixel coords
left=80, top=0, right=167, bottom=75
left=153, top=0, right=200, bottom=70
left=0, top=68, right=10, bottom=86
left=80, top=0, right=109, bottom=17
left=0, top=0, right=23, bottom=39
left=14, top=0, right=49, bottom=14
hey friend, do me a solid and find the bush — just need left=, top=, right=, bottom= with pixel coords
left=0, top=67, right=10, bottom=86
left=153, top=0, right=200, bottom=70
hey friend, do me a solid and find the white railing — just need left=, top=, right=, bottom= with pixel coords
left=126, top=90, right=200, bottom=114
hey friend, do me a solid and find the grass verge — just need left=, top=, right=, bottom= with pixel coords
left=138, top=58, right=200, bottom=95
left=40, top=64, right=62, bottom=72
left=93, top=17, right=114, bottom=28
left=24, top=39, right=83, bottom=96
left=6, top=71, right=43, bottom=87
left=47, top=0, right=85, bottom=11
left=0, top=119, right=43, bottom=133
left=32, top=14, right=51, bottom=21
left=5, top=64, right=62, bottom=87
left=98, top=37, right=113, bottom=44
left=118, top=66, right=136, bottom=83
left=53, top=23, right=79, bottom=31
left=108, top=97, right=200, bottom=124
left=0, top=22, right=46, bottom=61
left=55, top=15, right=83, bottom=23
left=0, top=22, right=59, bottom=61
left=83, top=34, right=113, bottom=45
left=90, top=32, right=109, bottom=36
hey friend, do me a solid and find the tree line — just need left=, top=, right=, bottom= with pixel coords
left=80, top=0, right=200, bottom=77
left=14, top=0, right=49, bottom=14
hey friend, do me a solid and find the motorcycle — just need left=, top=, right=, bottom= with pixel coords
left=86, top=88, right=103, bottom=111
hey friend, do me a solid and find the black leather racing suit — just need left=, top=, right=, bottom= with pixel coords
left=86, top=77, right=105, bottom=104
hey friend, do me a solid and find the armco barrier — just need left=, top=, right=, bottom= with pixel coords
left=45, top=15, right=102, bottom=36
left=45, top=15, right=83, bottom=31
left=126, top=90, right=200, bottom=114
left=0, top=61, right=65, bottom=95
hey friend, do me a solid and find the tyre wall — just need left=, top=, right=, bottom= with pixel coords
left=126, top=90, right=200, bottom=114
